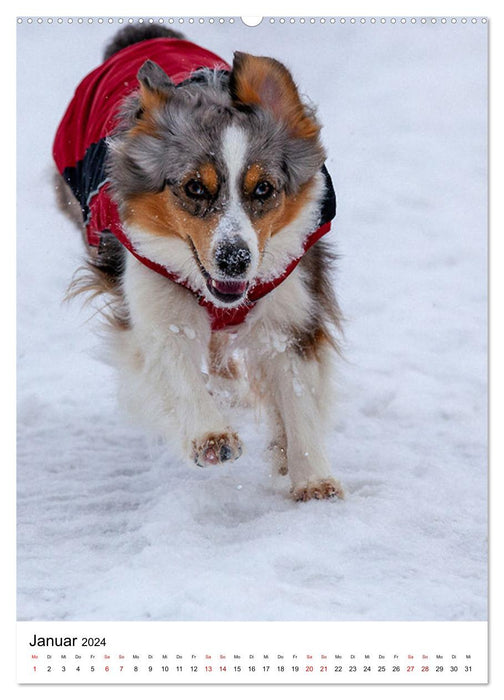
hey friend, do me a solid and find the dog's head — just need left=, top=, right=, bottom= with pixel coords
left=108, top=52, right=326, bottom=306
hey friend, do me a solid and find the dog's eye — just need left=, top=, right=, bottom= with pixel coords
left=253, top=180, right=274, bottom=200
left=184, top=179, right=208, bottom=199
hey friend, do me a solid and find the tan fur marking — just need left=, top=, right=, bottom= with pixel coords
left=292, top=326, right=334, bottom=361
left=243, top=163, right=266, bottom=194
left=123, top=191, right=184, bottom=238
left=128, top=87, right=169, bottom=138
left=232, top=53, right=320, bottom=140
left=124, top=190, right=220, bottom=270
left=123, top=163, right=219, bottom=242
left=196, top=163, right=219, bottom=196
left=253, top=176, right=316, bottom=253
left=140, top=83, right=169, bottom=112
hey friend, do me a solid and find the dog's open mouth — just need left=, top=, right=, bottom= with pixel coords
left=189, top=240, right=249, bottom=304
left=206, top=278, right=249, bottom=304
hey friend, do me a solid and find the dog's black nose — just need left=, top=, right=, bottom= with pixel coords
left=215, top=239, right=251, bottom=277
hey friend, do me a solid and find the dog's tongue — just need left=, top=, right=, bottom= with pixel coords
left=210, top=279, right=248, bottom=296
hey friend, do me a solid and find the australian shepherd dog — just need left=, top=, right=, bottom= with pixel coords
left=54, top=24, right=344, bottom=502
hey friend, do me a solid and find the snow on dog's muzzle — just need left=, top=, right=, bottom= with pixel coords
left=214, top=238, right=252, bottom=277
left=206, top=237, right=252, bottom=303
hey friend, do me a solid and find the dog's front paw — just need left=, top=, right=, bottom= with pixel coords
left=291, top=477, right=345, bottom=502
left=191, top=431, right=243, bottom=467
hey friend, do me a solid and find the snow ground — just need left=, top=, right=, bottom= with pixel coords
left=16, top=18, right=487, bottom=621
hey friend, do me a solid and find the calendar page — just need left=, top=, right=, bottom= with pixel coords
left=16, top=10, right=488, bottom=687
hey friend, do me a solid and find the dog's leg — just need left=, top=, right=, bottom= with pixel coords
left=209, top=333, right=240, bottom=380
left=207, top=331, right=250, bottom=407
left=120, top=260, right=243, bottom=467
left=266, top=405, right=288, bottom=476
left=257, top=342, right=344, bottom=501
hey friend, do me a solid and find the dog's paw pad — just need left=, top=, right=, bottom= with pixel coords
left=219, top=444, right=234, bottom=462
left=192, top=431, right=242, bottom=468
left=291, top=477, right=345, bottom=502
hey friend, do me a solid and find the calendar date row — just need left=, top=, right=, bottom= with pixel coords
left=33, top=663, right=474, bottom=674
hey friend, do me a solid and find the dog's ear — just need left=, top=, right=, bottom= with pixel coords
left=137, top=60, right=174, bottom=109
left=229, top=52, right=319, bottom=140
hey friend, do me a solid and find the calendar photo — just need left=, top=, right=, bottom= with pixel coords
left=16, top=13, right=488, bottom=684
